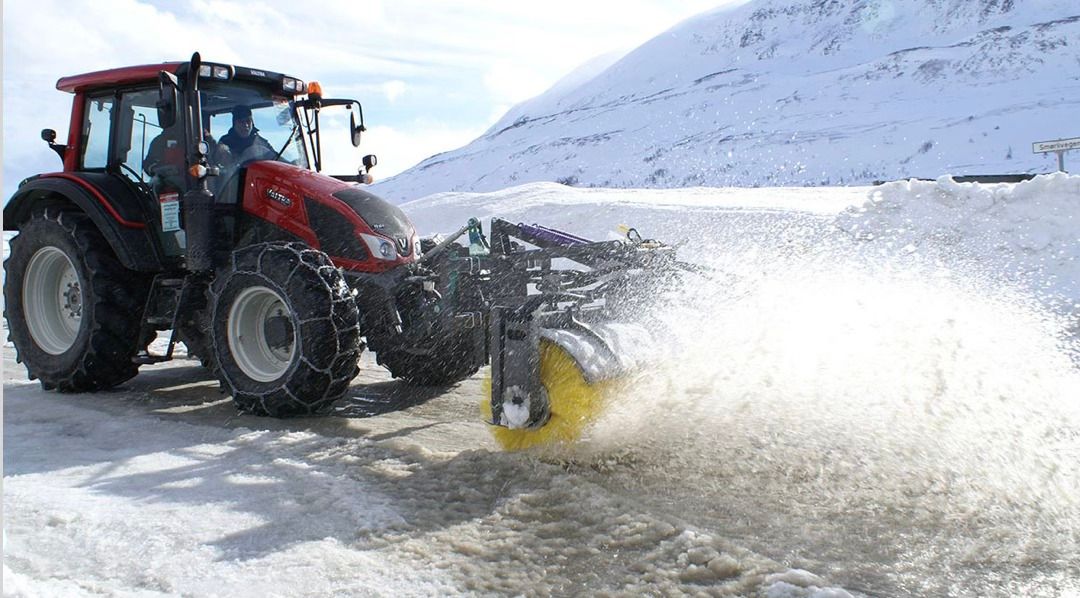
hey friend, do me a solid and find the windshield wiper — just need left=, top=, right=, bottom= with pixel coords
left=273, top=124, right=300, bottom=162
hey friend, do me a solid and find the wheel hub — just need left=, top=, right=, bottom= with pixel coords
left=227, top=286, right=297, bottom=382
left=23, top=246, right=82, bottom=355
left=63, top=280, right=82, bottom=319
left=263, top=314, right=294, bottom=354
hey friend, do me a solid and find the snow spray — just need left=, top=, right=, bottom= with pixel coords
left=562, top=177, right=1080, bottom=596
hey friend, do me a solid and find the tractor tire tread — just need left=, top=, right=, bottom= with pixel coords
left=3, top=207, right=150, bottom=392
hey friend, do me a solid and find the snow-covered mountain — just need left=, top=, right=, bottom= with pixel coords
left=372, top=0, right=1080, bottom=202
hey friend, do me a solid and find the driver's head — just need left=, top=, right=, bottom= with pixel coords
left=232, top=105, right=254, bottom=138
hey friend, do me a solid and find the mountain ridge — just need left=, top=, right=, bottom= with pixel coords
left=373, top=0, right=1080, bottom=202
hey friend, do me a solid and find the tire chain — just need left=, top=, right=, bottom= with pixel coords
left=209, top=242, right=362, bottom=417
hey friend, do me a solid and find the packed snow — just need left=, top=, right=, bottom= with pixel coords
left=5, top=175, right=1079, bottom=596
left=372, top=0, right=1080, bottom=201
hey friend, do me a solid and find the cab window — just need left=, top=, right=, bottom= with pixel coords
left=201, top=82, right=307, bottom=169
left=116, top=89, right=166, bottom=183
left=81, top=95, right=113, bottom=169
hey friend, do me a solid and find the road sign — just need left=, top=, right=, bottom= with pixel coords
left=1032, top=137, right=1080, bottom=153
left=1032, top=136, right=1079, bottom=172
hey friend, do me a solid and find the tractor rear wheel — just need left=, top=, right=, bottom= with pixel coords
left=208, top=243, right=361, bottom=416
left=3, top=208, right=150, bottom=391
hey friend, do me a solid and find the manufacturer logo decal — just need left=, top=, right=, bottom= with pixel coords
left=265, top=188, right=292, bottom=206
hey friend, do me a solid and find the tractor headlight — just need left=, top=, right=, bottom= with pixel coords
left=282, top=77, right=305, bottom=94
left=359, top=233, right=397, bottom=261
left=198, top=64, right=233, bottom=80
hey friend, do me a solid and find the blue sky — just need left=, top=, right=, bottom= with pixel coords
left=2, top=0, right=742, bottom=203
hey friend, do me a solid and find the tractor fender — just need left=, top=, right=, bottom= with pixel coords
left=3, top=173, right=166, bottom=272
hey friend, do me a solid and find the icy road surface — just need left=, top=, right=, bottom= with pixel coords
left=4, top=350, right=851, bottom=597
left=5, top=177, right=1080, bottom=597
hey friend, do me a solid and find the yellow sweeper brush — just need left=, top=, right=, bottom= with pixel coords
left=411, top=218, right=684, bottom=451
left=482, top=340, right=619, bottom=450
left=484, top=317, right=655, bottom=451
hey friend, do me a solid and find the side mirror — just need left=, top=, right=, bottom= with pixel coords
left=41, top=129, right=66, bottom=162
left=362, top=154, right=377, bottom=172
left=157, top=71, right=180, bottom=129
left=349, top=111, right=365, bottom=147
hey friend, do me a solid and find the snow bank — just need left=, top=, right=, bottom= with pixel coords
left=406, top=174, right=1078, bottom=317
left=838, top=173, right=1080, bottom=314
left=403, top=181, right=869, bottom=268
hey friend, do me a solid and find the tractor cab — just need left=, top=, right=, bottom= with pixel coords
left=51, top=58, right=364, bottom=191
left=34, top=53, right=389, bottom=269
left=126, top=70, right=317, bottom=249
left=141, top=58, right=371, bottom=204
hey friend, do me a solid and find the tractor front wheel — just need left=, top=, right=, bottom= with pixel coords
left=209, top=243, right=361, bottom=416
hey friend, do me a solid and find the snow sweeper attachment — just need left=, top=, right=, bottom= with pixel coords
left=423, top=218, right=684, bottom=451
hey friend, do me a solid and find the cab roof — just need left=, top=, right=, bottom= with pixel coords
left=56, top=63, right=184, bottom=93
left=55, top=61, right=305, bottom=95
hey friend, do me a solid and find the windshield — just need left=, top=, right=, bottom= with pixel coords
left=200, top=81, right=308, bottom=169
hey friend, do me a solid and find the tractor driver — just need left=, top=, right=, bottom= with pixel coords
left=144, top=124, right=227, bottom=192
left=143, top=121, right=187, bottom=192
left=218, top=105, right=273, bottom=160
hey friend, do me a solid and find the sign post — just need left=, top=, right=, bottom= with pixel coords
left=1032, top=137, right=1080, bottom=172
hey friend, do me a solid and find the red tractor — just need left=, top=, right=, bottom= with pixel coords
left=4, top=53, right=679, bottom=449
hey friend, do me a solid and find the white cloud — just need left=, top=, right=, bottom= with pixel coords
left=2, top=0, right=746, bottom=201
left=320, top=122, right=490, bottom=183
left=381, top=80, right=407, bottom=103
left=483, top=61, right=550, bottom=106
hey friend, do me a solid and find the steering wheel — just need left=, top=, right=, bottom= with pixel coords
left=235, top=143, right=279, bottom=166
left=212, top=143, right=284, bottom=203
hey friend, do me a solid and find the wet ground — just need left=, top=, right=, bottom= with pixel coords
left=5, top=203, right=1078, bottom=596
left=5, top=336, right=1078, bottom=597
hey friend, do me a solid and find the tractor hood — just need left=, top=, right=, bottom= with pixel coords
left=238, top=161, right=418, bottom=271
left=329, top=186, right=414, bottom=254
